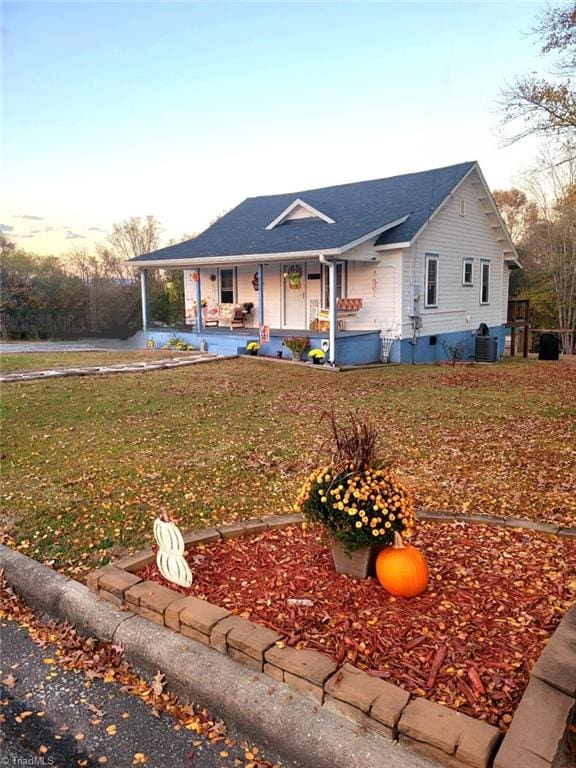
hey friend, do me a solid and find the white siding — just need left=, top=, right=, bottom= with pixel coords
left=262, top=263, right=282, bottom=328
left=401, top=170, right=509, bottom=337
left=236, top=265, right=258, bottom=327
left=343, top=243, right=403, bottom=333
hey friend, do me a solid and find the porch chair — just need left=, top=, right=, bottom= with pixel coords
left=229, top=306, right=246, bottom=330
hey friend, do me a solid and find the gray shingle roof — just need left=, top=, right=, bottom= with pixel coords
left=131, top=161, right=476, bottom=262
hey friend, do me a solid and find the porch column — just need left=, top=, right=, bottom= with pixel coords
left=257, top=263, right=264, bottom=327
left=319, top=255, right=336, bottom=365
left=140, top=269, right=150, bottom=331
left=194, top=269, right=203, bottom=334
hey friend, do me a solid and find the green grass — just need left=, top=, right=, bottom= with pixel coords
left=1, top=356, right=574, bottom=577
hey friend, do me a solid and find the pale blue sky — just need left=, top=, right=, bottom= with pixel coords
left=2, top=1, right=547, bottom=254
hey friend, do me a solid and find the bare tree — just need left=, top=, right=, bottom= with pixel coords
left=107, top=215, right=163, bottom=260
left=499, top=3, right=576, bottom=159
left=523, top=147, right=576, bottom=352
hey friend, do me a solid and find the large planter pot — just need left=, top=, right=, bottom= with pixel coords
left=291, top=350, right=302, bottom=362
left=331, top=540, right=381, bottom=579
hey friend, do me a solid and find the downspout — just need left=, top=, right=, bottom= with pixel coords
left=319, top=255, right=336, bottom=365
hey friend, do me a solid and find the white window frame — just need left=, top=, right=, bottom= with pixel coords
left=459, top=199, right=466, bottom=217
left=219, top=267, right=236, bottom=304
left=480, top=260, right=490, bottom=305
left=462, top=258, right=474, bottom=287
left=424, top=253, right=439, bottom=308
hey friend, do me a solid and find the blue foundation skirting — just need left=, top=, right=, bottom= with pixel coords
left=392, top=325, right=508, bottom=364
left=142, top=328, right=383, bottom=365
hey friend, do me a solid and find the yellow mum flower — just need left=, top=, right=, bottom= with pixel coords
left=324, top=474, right=331, bottom=482
left=385, top=521, right=391, bottom=528
left=337, top=502, right=344, bottom=511
left=321, top=496, right=327, bottom=503
left=372, top=529, right=379, bottom=536
left=348, top=508, right=357, bottom=516
left=355, top=521, right=362, bottom=528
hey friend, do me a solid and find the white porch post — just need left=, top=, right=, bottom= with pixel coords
left=319, top=255, right=336, bottom=365
left=257, top=263, right=264, bottom=327
left=194, top=269, right=203, bottom=334
left=140, top=269, right=150, bottom=331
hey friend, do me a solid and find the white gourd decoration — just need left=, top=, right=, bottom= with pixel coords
left=153, top=512, right=193, bottom=588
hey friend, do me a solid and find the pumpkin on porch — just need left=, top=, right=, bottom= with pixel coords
left=375, top=531, right=428, bottom=597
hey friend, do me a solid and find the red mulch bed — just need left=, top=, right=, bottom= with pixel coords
left=139, top=521, right=576, bottom=729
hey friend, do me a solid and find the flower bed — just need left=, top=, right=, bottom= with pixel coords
left=137, top=520, right=576, bottom=729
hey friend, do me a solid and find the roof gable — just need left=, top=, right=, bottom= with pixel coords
left=265, top=198, right=336, bottom=229
left=130, top=161, right=478, bottom=263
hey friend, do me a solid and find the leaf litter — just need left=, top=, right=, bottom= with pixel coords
left=139, top=521, right=576, bottom=730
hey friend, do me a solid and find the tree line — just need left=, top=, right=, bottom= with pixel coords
left=0, top=217, right=186, bottom=340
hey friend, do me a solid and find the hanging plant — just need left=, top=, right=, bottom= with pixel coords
left=285, top=265, right=303, bottom=290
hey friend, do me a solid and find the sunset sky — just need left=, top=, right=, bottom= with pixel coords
left=3, top=1, right=545, bottom=256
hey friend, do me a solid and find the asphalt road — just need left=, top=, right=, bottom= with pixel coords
left=0, top=617, right=281, bottom=768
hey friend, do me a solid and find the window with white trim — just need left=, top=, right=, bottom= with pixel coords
left=480, top=261, right=490, bottom=304
left=425, top=254, right=439, bottom=308
left=462, top=258, right=474, bottom=286
left=219, top=268, right=235, bottom=304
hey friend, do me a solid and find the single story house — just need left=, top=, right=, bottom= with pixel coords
left=129, top=161, right=520, bottom=364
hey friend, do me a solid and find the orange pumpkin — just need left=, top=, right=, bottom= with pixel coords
left=375, top=531, right=429, bottom=598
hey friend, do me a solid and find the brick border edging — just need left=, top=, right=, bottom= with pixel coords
left=89, top=512, right=575, bottom=768
left=417, top=509, right=576, bottom=539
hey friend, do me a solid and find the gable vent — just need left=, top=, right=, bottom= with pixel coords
left=265, top=198, right=335, bottom=230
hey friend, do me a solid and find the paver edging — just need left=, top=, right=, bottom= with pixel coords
left=1, top=544, right=437, bottom=768
left=493, top=602, right=576, bottom=768
left=88, top=511, right=576, bottom=768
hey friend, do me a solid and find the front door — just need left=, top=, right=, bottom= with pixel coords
left=282, top=264, right=306, bottom=328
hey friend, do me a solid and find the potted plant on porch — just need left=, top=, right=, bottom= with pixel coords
left=295, top=411, right=415, bottom=579
left=283, top=335, right=310, bottom=362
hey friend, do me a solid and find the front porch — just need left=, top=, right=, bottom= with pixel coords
left=144, top=325, right=383, bottom=366
left=139, top=256, right=392, bottom=365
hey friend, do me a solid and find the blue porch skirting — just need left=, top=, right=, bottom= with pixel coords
left=142, top=327, right=383, bottom=365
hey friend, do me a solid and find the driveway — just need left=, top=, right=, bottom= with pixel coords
left=0, top=339, right=139, bottom=354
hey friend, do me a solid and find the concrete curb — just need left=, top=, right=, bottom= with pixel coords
left=0, top=545, right=436, bottom=768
